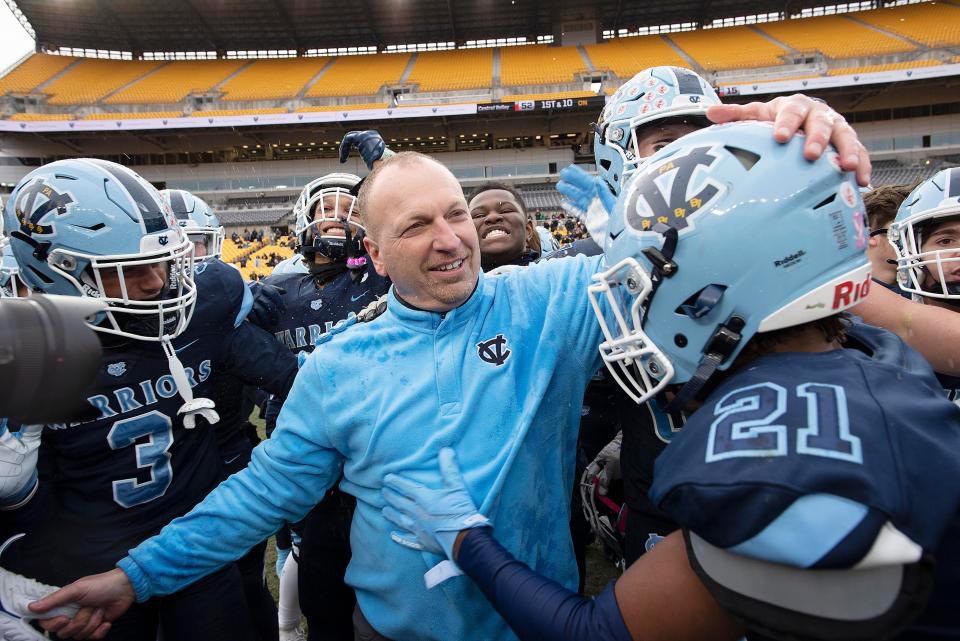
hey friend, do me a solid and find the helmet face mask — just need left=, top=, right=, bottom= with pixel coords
left=890, top=172, right=960, bottom=303
left=293, top=173, right=364, bottom=268
left=594, top=122, right=871, bottom=406
left=5, top=159, right=198, bottom=342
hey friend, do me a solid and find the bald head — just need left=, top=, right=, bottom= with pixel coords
left=357, top=151, right=454, bottom=241
left=359, top=151, right=480, bottom=312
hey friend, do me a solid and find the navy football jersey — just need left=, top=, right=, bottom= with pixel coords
left=262, top=267, right=390, bottom=356
left=8, top=260, right=298, bottom=585
left=259, top=267, right=389, bottom=431
left=651, top=326, right=960, bottom=639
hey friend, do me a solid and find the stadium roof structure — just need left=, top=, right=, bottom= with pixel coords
left=11, top=0, right=863, bottom=55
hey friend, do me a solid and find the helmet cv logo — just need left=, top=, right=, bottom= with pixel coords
left=623, top=145, right=725, bottom=235
left=14, top=178, right=74, bottom=236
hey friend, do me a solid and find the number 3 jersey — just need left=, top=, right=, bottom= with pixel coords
left=5, top=260, right=299, bottom=586
left=650, top=323, right=960, bottom=638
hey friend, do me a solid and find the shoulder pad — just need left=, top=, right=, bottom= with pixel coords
left=356, top=294, right=388, bottom=323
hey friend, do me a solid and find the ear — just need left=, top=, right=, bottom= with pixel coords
left=868, top=236, right=879, bottom=249
left=364, top=236, right=389, bottom=277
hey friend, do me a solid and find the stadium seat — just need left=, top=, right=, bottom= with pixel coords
left=827, top=59, right=943, bottom=76
left=8, top=113, right=75, bottom=121
left=758, top=14, right=914, bottom=59
left=106, top=60, right=246, bottom=104
left=221, top=58, right=330, bottom=101
left=669, top=26, right=787, bottom=71
left=84, top=111, right=183, bottom=119
left=298, top=103, right=388, bottom=111
left=190, top=108, right=287, bottom=116
left=44, top=59, right=162, bottom=105
left=406, top=48, right=493, bottom=91
left=500, top=44, right=589, bottom=86
left=501, top=90, right=595, bottom=103
left=0, top=53, right=75, bottom=95
left=306, top=53, right=410, bottom=97
left=857, top=3, right=960, bottom=48
left=584, top=36, right=689, bottom=78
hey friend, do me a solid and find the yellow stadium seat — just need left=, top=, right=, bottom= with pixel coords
left=670, top=26, right=786, bottom=71
left=44, top=59, right=162, bottom=105
left=306, top=53, right=410, bottom=97
left=857, top=2, right=960, bottom=48
left=0, top=53, right=76, bottom=95
left=759, top=14, right=914, bottom=59
left=500, top=44, right=589, bottom=86
left=107, top=60, right=246, bottom=104
left=84, top=111, right=183, bottom=119
left=8, top=113, right=75, bottom=121
left=406, top=48, right=493, bottom=91
left=827, top=59, right=943, bottom=76
left=190, top=108, right=287, bottom=117
left=584, top=36, right=689, bottom=78
left=501, top=90, right=596, bottom=102
left=221, top=58, right=329, bottom=101
left=298, top=103, right=388, bottom=112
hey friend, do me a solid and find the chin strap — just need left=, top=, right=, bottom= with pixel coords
left=665, top=315, right=745, bottom=414
left=161, top=336, right=219, bottom=429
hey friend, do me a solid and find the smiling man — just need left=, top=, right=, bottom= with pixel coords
left=468, top=182, right=539, bottom=270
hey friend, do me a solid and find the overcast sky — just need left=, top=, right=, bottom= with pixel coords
left=0, top=3, right=35, bottom=72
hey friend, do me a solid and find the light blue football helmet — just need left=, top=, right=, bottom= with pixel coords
left=589, top=121, right=871, bottom=405
left=889, top=168, right=960, bottom=301
left=594, top=66, right=720, bottom=197
left=160, top=189, right=224, bottom=261
left=3, top=158, right=197, bottom=341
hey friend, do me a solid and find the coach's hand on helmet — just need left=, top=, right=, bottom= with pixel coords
left=707, top=94, right=870, bottom=187
left=30, top=568, right=135, bottom=640
left=339, top=130, right=396, bottom=170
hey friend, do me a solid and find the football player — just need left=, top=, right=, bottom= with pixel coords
left=160, top=189, right=225, bottom=261
left=260, top=172, right=390, bottom=641
left=885, top=167, right=960, bottom=637
left=0, top=159, right=299, bottom=641
left=160, top=186, right=282, bottom=641
left=378, top=122, right=960, bottom=641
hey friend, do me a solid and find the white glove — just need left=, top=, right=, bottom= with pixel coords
left=585, top=431, right=622, bottom=496
left=0, top=421, right=41, bottom=509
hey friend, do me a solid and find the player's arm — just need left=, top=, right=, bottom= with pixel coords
left=381, top=448, right=743, bottom=641
left=29, top=355, right=343, bottom=639
left=220, top=320, right=299, bottom=399
left=853, top=284, right=960, bottom=375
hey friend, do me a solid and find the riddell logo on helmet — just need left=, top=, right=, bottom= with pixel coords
left=832, top=274, right=871, bottom=310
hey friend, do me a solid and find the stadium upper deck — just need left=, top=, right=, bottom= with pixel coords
left=1, top=0, right=958, bottom=128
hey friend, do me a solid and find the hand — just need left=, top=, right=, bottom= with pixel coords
left=382, top=448, right=489, bottom=560
left=584, top=431, right=622, bottom=496
left=246, top=281, right=286, bottom=329
left=707, top=94, right=871, bottom=187
left=30, top=568, right=135, bottom=640
left=338, top=130, right=396, bottom=170
left=557, top=165, right=614, bottom=246
left=0, top=421, right=41, bottom=508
